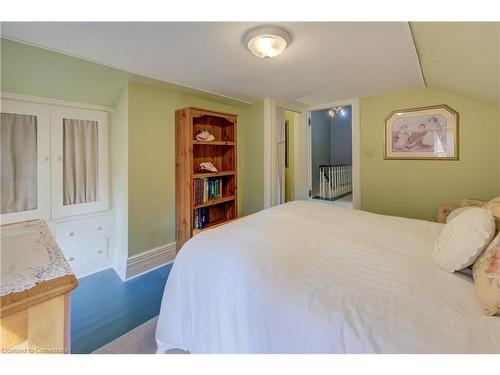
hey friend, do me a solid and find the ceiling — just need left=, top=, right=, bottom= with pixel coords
left=411, top=22, right=500, bottom=107
left=0, top=22, right=424, bottom=106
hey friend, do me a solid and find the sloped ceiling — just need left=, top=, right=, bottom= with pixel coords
left=0, top=22, right=423, bottom=106
left=411, top=22, right=500, bottom=107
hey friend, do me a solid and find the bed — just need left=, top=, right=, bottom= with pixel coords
left=155, top=200, right=500, bottom=353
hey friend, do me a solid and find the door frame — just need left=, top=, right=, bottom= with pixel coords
left=303, top=98, right=361, bottom=209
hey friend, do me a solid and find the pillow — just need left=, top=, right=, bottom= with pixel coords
left=433, top=208, right=495, bottom=273
left=436, top=204, right=458, bottom=223
left=482, top=196, right=500, bottom=232
left=472, top=232, right=500, bottom=315
left=459, top=198, right=487, bottom=208
left=445, top=206, right=476, bottom=224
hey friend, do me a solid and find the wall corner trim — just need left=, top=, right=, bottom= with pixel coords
left=406, top=22, right=426, bottom=87
left=125, top=242, right=176, bottom=281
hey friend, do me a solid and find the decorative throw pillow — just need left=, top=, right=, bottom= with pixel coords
left=482, top=196, right=500, bottom=232
left=445, top=206, right=476, bottom=224
left=473, top=232, right=500, bottom=315
left=436, top=204, right=459, bottom=223
left=434, top=208, right=495, bottom=273
left=459, top=198, right=487, bottom=208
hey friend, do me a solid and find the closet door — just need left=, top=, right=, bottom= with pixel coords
left=0, top=100, right=51, bottom=224
left=51, top=107, right=109, bottom=218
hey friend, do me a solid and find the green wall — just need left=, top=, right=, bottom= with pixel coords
left=242, top=100, right=265, bottom=214
left=127, top=82, right=250, bottom=255
left=360, top=87, right=499, bottom=221
left=111, top=84, right=129, bottom=264
left=0, top=37, right=245, bottom=108
left=1, top=38, right=265, bottom=257
left=2, top=38, right=132, bottom=106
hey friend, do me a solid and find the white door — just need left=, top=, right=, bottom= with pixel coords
left=0, top=100, right=51, bottom=224
left=51, top=106, right=109, bottom=218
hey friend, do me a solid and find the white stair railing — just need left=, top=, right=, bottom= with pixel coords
left=319, top=164, right=352, bottom=200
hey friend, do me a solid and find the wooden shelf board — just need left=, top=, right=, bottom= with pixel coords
left=192, top=140, right=235, bottom=146
left=192, top=218, right=236, bottom=236
left=193, top=195, right=235, bottom=209
left=193, top=171, right=235, bottom=178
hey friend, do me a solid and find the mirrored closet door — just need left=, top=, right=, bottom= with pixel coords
left=51, top=107, right=108, bottom=218
left=0, top=100, right=51, bottom=224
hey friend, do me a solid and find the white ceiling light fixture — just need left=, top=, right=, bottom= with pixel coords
left=244, top=26, right=292, bottom=59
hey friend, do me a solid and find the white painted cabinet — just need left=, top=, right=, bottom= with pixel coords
left=1, top=97, right=112, bottom=277
left=50, top=106, right=109, bottom=218
left=51, top=212, right=111, bottom=276
left=0, top=100, right=51, bottom=224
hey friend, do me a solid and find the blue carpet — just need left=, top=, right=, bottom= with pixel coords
left=71, top=263, right=172, bottom=354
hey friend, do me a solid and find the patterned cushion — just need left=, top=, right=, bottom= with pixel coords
left=436, top=204, right=458, bottom=223
left=473, top=232, right=500, bottom=316
left=482, top=196, right=500, bottom=232
left=460, top=198, right=487, bottom=208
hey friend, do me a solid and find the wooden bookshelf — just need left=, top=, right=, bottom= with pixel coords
left=193, top=170, right=236, bottom=178
left=193, top=195, right=236, bottom=209
left=175, top=107, right=238, bottom=252
left=192, top=140, right=236, bottom=146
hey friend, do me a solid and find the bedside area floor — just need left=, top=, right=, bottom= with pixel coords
left=71, top=263, right=173, bottom=354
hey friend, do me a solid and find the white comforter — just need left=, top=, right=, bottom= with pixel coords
left=155, top=201, right=500, bottom=353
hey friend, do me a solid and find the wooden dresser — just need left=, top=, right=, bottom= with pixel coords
left=0, top=220, right=78, bottom=354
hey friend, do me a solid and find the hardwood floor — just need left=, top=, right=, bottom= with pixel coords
left=70, top=263, right=172, bottom=354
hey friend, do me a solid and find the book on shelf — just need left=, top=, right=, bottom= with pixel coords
left=193, top=207, right=208, bottom=230
left=193, top=177, right=224, bottom=205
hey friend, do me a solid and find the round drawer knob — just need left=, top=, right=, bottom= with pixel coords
left=68, top=257, right=74, bottom=262
left=96, top=249, right=103, bottom=254
left=67, top=232, right=75, bottom=237
left=95, top=225, right=103, bottom=231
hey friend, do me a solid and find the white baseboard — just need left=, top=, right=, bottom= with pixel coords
left=76, top=263, right=112, bottom=279
left=112, top=246, right=129, bottom=282
left=125, top=242, right=176, bottom=280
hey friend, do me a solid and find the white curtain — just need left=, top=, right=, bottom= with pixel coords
left=276, top=107, right=286, bottom=205
left=63, top=119, right=98, bottom=205
left=1, top=113, right=38, bottom=214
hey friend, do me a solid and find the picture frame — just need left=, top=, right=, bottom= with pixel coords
left=384, top=104, right=459, bottom=160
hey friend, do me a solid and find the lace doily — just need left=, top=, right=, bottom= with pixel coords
left=1, top=220, right=74, bottom=296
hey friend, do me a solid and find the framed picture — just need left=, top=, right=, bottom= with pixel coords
left=384, top=104, right=459, bottom=160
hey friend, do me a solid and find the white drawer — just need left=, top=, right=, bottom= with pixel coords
left=54, top=215, right=109, bottom=247
left=62, top=237, right=109, bottom=267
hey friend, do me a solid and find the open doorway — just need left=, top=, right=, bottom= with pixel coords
left=310, top=105, right=353, bottom=208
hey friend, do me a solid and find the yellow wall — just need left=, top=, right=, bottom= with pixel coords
left=285, top=111, right=295, bottom=202
left=360, top=87, right=499, bottom=221
left=127, top=82, right=254, bottom=255
left=498, top=111, right=500, bottom=194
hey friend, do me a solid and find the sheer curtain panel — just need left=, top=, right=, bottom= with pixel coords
left=1, top=113, right=38, bottom=214
left=63, top=119, right=98, bottom=206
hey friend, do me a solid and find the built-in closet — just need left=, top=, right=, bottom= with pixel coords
left=1, top=97, right=112, bottom=276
